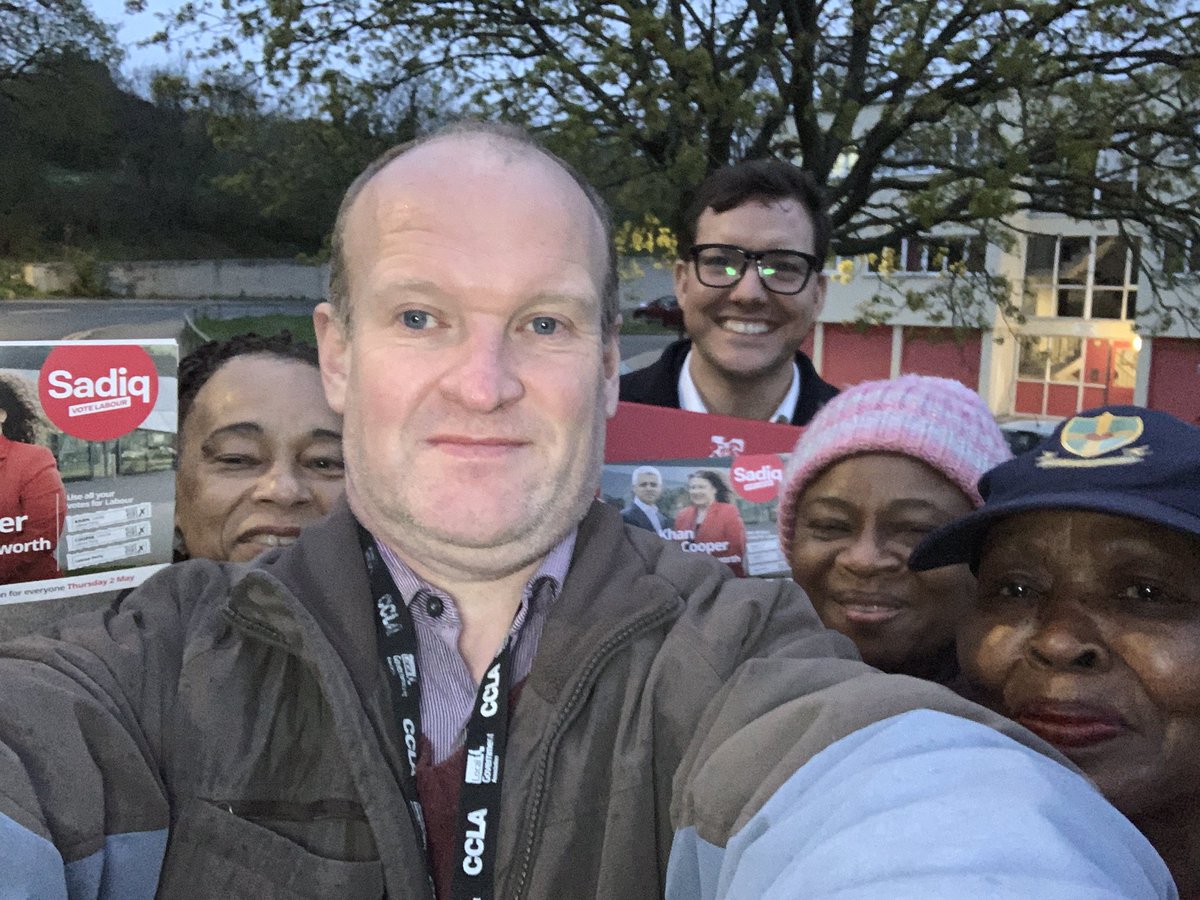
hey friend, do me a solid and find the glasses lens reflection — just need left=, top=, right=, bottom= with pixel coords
left=693, top=245, right=813, bottom=294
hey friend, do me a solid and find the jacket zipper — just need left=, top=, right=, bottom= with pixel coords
left=510, top=600, right=680, bottom=899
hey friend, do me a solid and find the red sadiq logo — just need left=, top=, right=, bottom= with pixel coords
left=730, top=453, right=784, bottom=503
left=38, top=344, right=158, bottom=441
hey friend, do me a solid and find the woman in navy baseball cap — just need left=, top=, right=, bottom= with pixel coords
left=911, top=405, right=1200, bottom=896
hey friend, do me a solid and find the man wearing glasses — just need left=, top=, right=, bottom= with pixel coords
left=621, top=160, right=838, bottom=424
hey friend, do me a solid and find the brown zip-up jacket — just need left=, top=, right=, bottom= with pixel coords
left=0, top=500, right=1175, bottom=898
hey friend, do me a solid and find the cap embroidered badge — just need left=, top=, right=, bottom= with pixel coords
left=1042, top=411, right=1147, bottom=466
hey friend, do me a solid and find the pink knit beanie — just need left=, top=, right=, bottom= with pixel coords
left=777, top=374, right=1011, bottom=563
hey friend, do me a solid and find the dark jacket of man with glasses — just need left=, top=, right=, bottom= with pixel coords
left=620, top=159, right=838, bottom=425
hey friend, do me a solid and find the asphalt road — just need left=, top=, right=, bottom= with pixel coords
left=1, top=297, right=318, bottom=341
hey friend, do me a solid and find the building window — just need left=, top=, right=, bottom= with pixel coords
left=884, top=128, right=982, bottom=175
left=1095, top=147, right=1138, bottom=206
left=1023, top=234, right=1139, bottom=320
left=866, top=236, right=987, bottom=275
left=1162, top=237, right=1200, bottom=276
left=1013, top=335, right=1138, bottom=416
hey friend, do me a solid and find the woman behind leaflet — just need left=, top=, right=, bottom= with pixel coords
left=0, top=373, right=66, bottom=583
left=778, top=375, right=1011, bottom=686
left=674, top=469, right=748, bottom=576
left=175, top=332, right=345, bottom=562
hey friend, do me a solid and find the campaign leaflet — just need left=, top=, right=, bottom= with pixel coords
left=603, top=402, right=803, bottom=578
left=0, top=341, right=177, bottom=604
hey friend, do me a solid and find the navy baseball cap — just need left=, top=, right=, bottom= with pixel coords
left=909, top=405, right=1200, bottom=571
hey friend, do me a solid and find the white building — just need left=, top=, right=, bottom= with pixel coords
left=806, top=208, right=1200, bottom=426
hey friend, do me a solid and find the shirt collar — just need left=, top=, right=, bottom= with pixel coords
left=372, top=528, right=576, bottom=625
left=632, top=497, right=659, bottom=518
left=678, top=348, right=801, bottom=423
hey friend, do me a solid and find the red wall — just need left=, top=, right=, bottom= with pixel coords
left=1147, top=338, right=1200, bottom=424
left=900, top=327, right=982, bottom=387
left=818, top=324, right=892, bottom=388
left=815, top=324, right=982, bottom=391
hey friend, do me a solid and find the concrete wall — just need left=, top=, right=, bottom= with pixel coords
left=23, top=259, right=330, bottom=300
left=25, top=257, right=673, bottom=306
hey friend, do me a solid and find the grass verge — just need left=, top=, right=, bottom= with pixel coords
left=192, top=314, right=316, bottom=344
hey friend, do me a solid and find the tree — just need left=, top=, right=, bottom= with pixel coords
left=0, top=51, right=129, bottom=258
left=162, top=0, right=1200, bottom=328
left=0, top=52, right=376, bottom=262
left=154, top=70, right=440, bottom=255
left=0, top=0, right=116, bottom=95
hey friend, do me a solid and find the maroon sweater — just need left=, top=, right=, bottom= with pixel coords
left=414, top=680, right=526, bottom=899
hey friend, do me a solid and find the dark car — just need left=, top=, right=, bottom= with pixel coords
left=631, top=294, right=684, bottom=332
left=998, top=417, right=1060, bottom=455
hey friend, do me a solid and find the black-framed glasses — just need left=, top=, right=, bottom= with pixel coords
left=688, top=243, right=820, bottom=295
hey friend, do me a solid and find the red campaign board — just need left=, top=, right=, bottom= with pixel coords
left=0, top=340, right=178, bottom=605
left=605, top=401, right=803, bottom=461
left=603, top=402, right=804, bottom=579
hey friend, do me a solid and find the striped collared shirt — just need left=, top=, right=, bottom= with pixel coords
left=374, top=531, right=576, bottom=763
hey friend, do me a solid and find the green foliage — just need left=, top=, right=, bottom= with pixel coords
left=0, top=50, right=426, bottom=263
left=192, top=314, right=316, bottom=343
left=850, top=229, right=1026, bottom=332
left=861, top=267, right=1025, bottom=334
left=1, top=53, right=241, bottom=259
left=5, top=0, right=1199, bottom=332
left=0, top=260, right=35, bottom=299
left=63, top=248, right=109, bottom=297
left=197, top=74, right=432, bottom=254
left=614, top=215, right=678, bottom=261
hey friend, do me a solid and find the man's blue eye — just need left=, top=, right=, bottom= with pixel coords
left=402, top=310, right=430, bottom=329
left=530, top=317, right=559, bottom=334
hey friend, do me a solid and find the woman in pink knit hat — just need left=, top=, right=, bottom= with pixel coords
left=777, top=374, right=1010, bottom=685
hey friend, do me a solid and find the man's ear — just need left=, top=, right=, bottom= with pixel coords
left=604, top=316, right=621, bottom=418
left=314, top=302, right=350, bottom=415
left=673, top=257, right=690, bottom=309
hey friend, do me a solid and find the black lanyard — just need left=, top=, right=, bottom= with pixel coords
left=358, top=526, right=510, bottom=900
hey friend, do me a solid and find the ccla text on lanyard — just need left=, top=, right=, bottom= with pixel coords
left=358, top=525, right=512, bottom=900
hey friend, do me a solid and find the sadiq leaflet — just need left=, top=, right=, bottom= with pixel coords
left=603, top=402, right=803, bottom=578
left=0, top=341, right=177, bottom=604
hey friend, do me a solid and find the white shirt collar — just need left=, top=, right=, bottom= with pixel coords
left=678, top=349, right=801, bottom=424
left=633, top=497, right=659, bottom=517
left=632, top=497, right=663, bottom=534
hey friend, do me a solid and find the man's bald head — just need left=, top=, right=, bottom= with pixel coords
left=327, top=121, right=619, bottom=334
